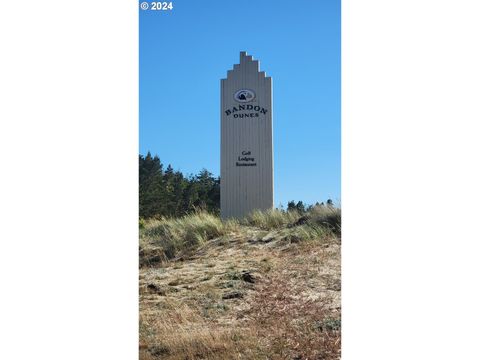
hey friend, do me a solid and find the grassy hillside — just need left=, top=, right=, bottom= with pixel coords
left=139, top=207, right=341, bottom=360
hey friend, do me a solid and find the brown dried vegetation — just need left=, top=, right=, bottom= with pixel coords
left=140, top=208, right=340, bottom=359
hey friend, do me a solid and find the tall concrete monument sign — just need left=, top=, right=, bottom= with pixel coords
left=221, top=52, right=273, bottom=219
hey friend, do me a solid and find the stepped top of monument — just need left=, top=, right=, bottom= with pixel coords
left=223, top=51, right=270, bottom=80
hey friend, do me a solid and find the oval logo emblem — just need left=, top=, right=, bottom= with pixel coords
left=234, top=89, right=256, bottom=103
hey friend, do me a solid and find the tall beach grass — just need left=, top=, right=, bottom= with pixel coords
left=140, top=212, right=239, bottom=264
left=140, top=206, right=340, bottom=266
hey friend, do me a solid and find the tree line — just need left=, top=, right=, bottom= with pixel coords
left=139, top=152, right=335, bottom=218
left=139, top=152, right=220, bottom=218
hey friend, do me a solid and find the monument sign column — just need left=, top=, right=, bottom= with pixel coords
left=220, top=51, right=274, bottom=219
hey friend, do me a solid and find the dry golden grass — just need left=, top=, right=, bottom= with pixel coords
left=140, top=208, right=341, bottom=359
left=244, top=244, right=341, bottom=359
left=140, top=303, right=262, bottom=360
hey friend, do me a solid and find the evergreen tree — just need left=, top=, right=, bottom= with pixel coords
left=296, top=201, right=306, bottom=213
left=287, top=201, right=297, bottom=212
left=195, top=169, right=220, bottom=213
left=162, top=164, right=176, bottom=216
left=139, top=153, right=166, bottom=218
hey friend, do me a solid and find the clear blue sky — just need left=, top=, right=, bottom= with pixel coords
left=140, top=0, right=340, bottom=207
